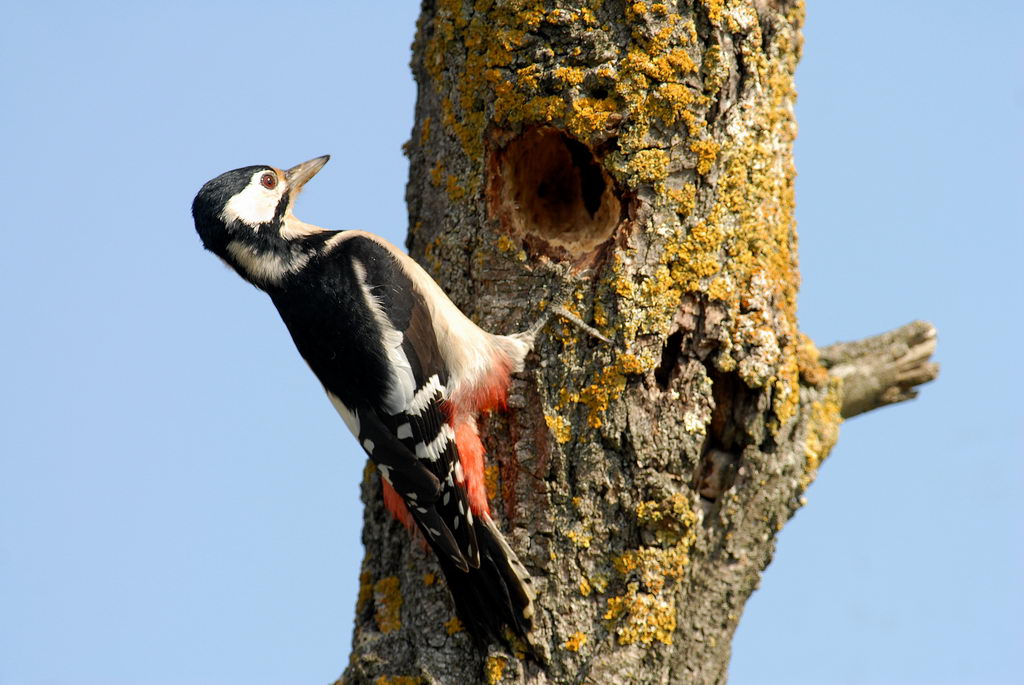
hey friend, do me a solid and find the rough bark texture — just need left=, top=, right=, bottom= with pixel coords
left=340, top=2, right=935, bottom=683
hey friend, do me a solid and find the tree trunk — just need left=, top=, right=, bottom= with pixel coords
left=340, top=1, right=937, bottom=683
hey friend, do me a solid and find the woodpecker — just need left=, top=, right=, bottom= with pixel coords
left=192, top=155, right=591, bottom=649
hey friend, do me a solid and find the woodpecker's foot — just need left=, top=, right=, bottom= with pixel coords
left=521, top=305, right=611, bottom=346
left=549, top=305, right=611, bottom=343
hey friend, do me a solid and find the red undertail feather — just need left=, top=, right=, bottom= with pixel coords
left=382, top=481, right=416, bottom=531
left=383, top=348, right=514, bottom=526
left=452, top=348, right=515, bottom=516
left=454, top=417, right=489, bottom=516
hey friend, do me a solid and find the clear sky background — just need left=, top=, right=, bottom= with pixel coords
left=1, top=2, right=1020, bottom=684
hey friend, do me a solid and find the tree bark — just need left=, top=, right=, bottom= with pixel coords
left=339, top=1, right=937, bottom=683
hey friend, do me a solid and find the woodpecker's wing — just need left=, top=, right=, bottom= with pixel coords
left=326, top=234, right=481, bottom=570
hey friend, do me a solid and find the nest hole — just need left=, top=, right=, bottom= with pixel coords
left=654, top=329, right=685, bottom=390
left=489, top=127, right=621, bottom=256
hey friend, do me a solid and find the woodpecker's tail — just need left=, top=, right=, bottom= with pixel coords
left=434, top=512, right=537, bottom=651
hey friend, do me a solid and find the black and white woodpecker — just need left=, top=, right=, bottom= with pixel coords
left=192, top=156, right=603, bottom=649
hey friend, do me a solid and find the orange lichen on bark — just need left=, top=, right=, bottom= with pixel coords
left=483, top=463, right=500, bottom=500
left=373, top=576, right=403, bottom=634
left=800, top=378, right=842, bottom=489
left=605, top=494, right=699, bottom=646
left=484, top=655, right=507, bottom=684
left=796, top=331, right=830, bottom=386
left=374, top=677, right=424, bottom=685
left=604, top=583, right=677, bottom=646
left=564, top=631, right=588, bottom=651
left=555, top=353, right=647, bottom=428
left=444, top=615, right=465, bottom=635
left=544, top=413, right=573, bottom=444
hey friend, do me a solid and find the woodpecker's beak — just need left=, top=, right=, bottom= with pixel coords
left=285, top=155, right=330, bottom=192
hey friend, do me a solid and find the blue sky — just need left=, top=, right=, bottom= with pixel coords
left=1, top=2, right=1020, bottom=684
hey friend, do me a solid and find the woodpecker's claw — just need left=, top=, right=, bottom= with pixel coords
left=522, top=305, right=611, bottom=345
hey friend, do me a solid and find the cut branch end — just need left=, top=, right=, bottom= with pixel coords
left=819, top=320, right=939, bottom=419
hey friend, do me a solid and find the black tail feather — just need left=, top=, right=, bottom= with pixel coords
left=433, top=513, right=537, bottom=651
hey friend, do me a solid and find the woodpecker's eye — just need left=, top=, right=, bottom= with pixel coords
left=260, top=173, right=277, bottom=189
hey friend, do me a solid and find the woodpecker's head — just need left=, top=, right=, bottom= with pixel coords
left=192, top=156, right=330, bottom=288
left=192, top=155, right=330, bottom=257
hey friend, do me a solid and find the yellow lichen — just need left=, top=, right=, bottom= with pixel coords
left=566, top=528, right=592, bottom=549
left=649, top=10, right=804, bottom=426
left=626, top=148, right=670, bottom=185
left=429, top=159, right=444, bottom=187
left=614, top=543, right=691, bottom=595
left=483, top=464, right=499, bottom=500
left=605, top=494, right=698, bottom=646
left=667, top=183, right=697, bottom=217
left=419, top=116, right=431, bottom=145
left=636, top=492, right=693, bottom=526
left=374, top=677, right=423, bottom=685
left=564, top=631, right=588, bottom=651
left=579, top=576, right=592, bottom=596
left=565, top=96, right=620, bottom=135
left=445, top=173, right=466, bottom=201
left=690, top=138, right=719, bottom=175
left=700, top=0, right=725, bottom=26
left=553, top=66, right=586, bottom=86
left=373, top=576, right=402, bottom=634
left=702, top=44, right=726, bottom=95
left=544, top=413, right=573, bottom=444
left=800, top=378, right=843, bottom=489
left=484, top=655, right=507, bottom=684
left=796, top=332, right=829, bottom=386
left=495, top=234, right=516, bottom=253
left=444, top=615, right=465, bottom=635
left=422, top=572, right=436, bottom=586
left=604, top=583, right=677, bottom=646
left=561, top=352, right=650, bottom=428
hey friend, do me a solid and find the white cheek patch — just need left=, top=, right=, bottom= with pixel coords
left=220, top=170, right=282, bottom=228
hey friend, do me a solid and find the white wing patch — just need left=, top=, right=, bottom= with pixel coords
left=351, top=260, right=417, bottom=415
left=414, top=423, right=455, bottom=463
left=408, top=374, right=445, bottom=416
left=326, top=391, right=360, bottom=436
